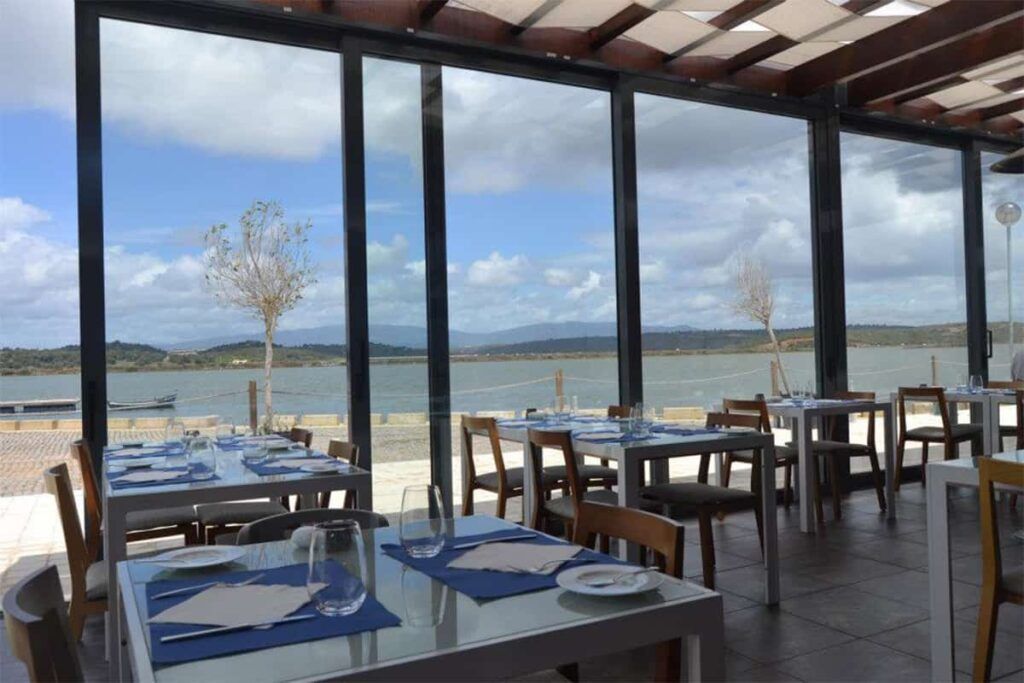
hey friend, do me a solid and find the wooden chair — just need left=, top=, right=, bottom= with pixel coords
left=3, top=565, right=83, bottom=682
left=804, top=390, right=886, bottom=522
left=461, top=416, right=562, bottom=520
left=320, top=439, right=360, bottom=509
left=43, top=463, right=107, bottom=641
left=721, top=398, right=797, bottom=507
left=236, top=508, right=390, bottom=545
left=573, top=502, right=687, bottom=682
left=72, top=440, right=199, bottom=557
left=989, top=381, right=1024, bottom=450
left=973, top=457, right=1024, bottom=682
left=640, top=412, right=764, bottom=590
left=526, top=428, right=618, bottom=540
left=279, top=427, right=314, bottom=510
left=895, top=387, right=983, bottom=489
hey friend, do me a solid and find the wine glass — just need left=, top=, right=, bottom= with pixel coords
left=308, top=520, right=368, bottom=617
left=400, top=484, right=447, bottom=558
left=187, top=436, right=216, bottom=480
left=569, top=395, right=579, bottom=420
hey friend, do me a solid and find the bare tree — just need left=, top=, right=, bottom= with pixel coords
left=731, top=253, right=792, bottom=395
left=204, top=201, right=316, bottom=429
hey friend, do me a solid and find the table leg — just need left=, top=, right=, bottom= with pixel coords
left=104, top=498, right=129, bottom=679
left=687, top=599, right=725, bottom=683
left=355, top=476, right=373, bottom=511
left=982, top=396, right=995, bottom=456
left=650, top=459, right=669, bottom=486
left=797, top=416, right=815, bottom=533
left=617, top=456, right=642, bottom=563
left=713, top=453, right=723, bottom=487
left=927, top=471, right=955, bottom=681
left=883, top=403, right=896, bottom=520
left=761, top=442, right=780, bottom=605
left=460, top=432, right=470, bottom=513
left=788, top=417, right=801, bottom=503
left=522, top=437, right=540, bottom=528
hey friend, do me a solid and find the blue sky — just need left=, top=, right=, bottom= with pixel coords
left=2, top=0, right=1020, bottom=351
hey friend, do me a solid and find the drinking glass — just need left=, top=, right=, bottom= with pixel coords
left=630, top=403, right=650, bottom=437
left=969, top=374, right=984, bottom=394
left=308, top=520, right=368, bottom=617
left=241, top=444, right=268, bottom=466
left=187, top=436, right=217, bottom=480
left=569, top=395, right=579, bottom=419
left=165, top=419, right=186, bottom=446
left=400, top=484, right=447, bottom=558
left=215, top=421, right=234, bottom=441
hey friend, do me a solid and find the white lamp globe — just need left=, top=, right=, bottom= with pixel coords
left=996, top=201, right=1021, bottom=228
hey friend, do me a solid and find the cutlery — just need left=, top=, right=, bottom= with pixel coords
left=502, top=557, right=595, bottom=574
left=580, top=567, right=659, bottom=587
left=451, top=533, right=536, bottom=550
left=151, top=572, right=265, bottom=600
left=159, top=613, right=315, bottom=643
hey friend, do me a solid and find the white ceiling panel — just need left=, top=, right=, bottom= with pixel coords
left=755, top=0, right=852, bottom=39
left=1011, top=111, right=1024, bottom=123
left=812, top=15, right=904, bottom=41
left=625, top=11, right=718, bottom=53
left=948, top=90, right=1024, bottom=114
left=451, top=0, right=549, bottom=26
left=685, top=29, right=778, bottom=57
left=636, top=0, right=743, bottom=9
left=963, top=54, right=1024, bottom=81
left=764, top=40, right=843, bottom=68
left=927, top=81, right=1004, bottom=109
left=531, top=0, right=634, bottom=28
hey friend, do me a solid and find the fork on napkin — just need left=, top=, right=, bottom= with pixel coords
left=446, top=542, right=581, bottom=575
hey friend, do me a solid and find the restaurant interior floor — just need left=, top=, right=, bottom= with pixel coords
left=2, top=485, right=1022, bottom=683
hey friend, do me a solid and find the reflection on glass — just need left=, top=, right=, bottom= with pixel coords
left=400, top=484, right=447, bottom=558
left=401, top=565, right=448, bottom=627
left=981, top=151, right=1022, bottom=378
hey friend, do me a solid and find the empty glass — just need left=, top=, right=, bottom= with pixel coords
left=165, top=419, right=186, bottom=446
left=187, top=436, right=217, bottom=480
left=568, top=395, right=579, bottom=419
left=241, top=444, right=268, bottom=466
left=969, top=374, right=984, bottom=394
left=308, top=520, right=368, bottom=617
left=630, top=403, right=651, bottom=437
left=215, top=421, right=234, bottom=440
left=400, top=484, right=447, bottom=558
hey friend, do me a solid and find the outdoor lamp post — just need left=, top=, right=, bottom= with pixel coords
left=995, top=201, right=1021, bottom=359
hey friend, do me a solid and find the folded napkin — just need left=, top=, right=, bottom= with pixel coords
left=114, top=470, right=189, bottom=484
left=269, top=457, right=326, bottom=469
left=575, top=431, right=649, bottom=443
left=447, top=542, right=580, bottom=575
left=149, top=582, right=325, bottom=627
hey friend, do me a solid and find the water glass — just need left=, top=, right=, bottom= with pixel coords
left=187, top=436, right=217, bottom=480
left=400, top=484, right=447, bottom=558
left=241, top=444, right=268, bottom=466
left=308, top=520, right=368, bottom=617
left=630, top=403, right=651, bottom=437
left=569, top=395, right=579, bottom=419
left=215, top=421, right=234, bottom=440
left=969, top=374, right=984, bottom=394
left=165, top=419, right=186, bottom=446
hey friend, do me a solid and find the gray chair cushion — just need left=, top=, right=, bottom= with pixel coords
left=905, top=424, right=982, bottom=441
left=784, top=440, right=872, bottom=456
left=543, top=489, right=618, bottom=519
left=729, top=445, right=798, bottom=464
left=543, top=464, right=618, bottom=482
left=477, top=467, right=561, bottom=491
left=640, top=482, right=756, bottom=507
left=126, top=506, right=197, bottom=531
left=195, top=501, right=288, bottom=526
left=85, top=549, right=165, bottom=600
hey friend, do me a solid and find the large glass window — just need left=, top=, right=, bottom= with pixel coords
left=100, top=21, right=345, bottom=464
left=443, top=68, right=617, bottom=515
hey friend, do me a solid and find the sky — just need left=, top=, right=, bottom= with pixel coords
left=1, top=0, right=1021, bottom=351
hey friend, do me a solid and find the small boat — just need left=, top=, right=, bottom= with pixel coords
left=107, top=392, right=177, bottom=411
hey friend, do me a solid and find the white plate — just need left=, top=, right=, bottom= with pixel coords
left=119, top=457, right=164, bottom=469
left=146, top=546, right=247, bottom=569
left=107, top=465, right=126, bottom=474
left=556, top=564, right=664, bottom=596
left=299, top=462, right=343, bottom=474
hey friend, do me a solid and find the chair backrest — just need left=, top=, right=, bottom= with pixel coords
left=722, top=398, right=771, bottom=433
left=461, top=416, right=506, bottom=487
left=704, top=412, right=763, bottom=494
left=988, top=380, right=1024, bottom=391
left=327, top=439, right=359, bottom=466
left=978, top=458, right=1024, bottom=598
left=527, top=428, right=583, bottom=512
left=1017, top=390, right=1024, bottom=450
left=833, top=390, right=877, bottom=446
left=573, top=502, right=684, bottom=577
left=43, top=464, right=90, bottom=604
left=897, top=386, right=951, bottom=438
left=607, top=405, right=631, bottom=419
left=236, top=508, right=390, bottom=545
left=289, top=427, right=313, bottom=448
left=3, top=565, right=83, bottom=683
left=71, top=440, right=102, bottom=562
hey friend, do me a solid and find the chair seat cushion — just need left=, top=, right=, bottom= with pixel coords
left=543, top=489, right=618, bottom=519
left=477, top=467, right=561, bottom=491
left=730, top=445, right=798, bottom=464
left=640, top=482, right=756, bottom=507
left=905, top=424, right=982, bottom=441
left=544, top=464, right=618, bottom=482
left=195, top=501, right=288, bottom=526
left=85, top=549, right=164, bottom=601
left=126, top=506, right=197, bottom=531
left=785, top=440, right=872, bottom=456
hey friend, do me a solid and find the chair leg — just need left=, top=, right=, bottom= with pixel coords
left=753, top=503, right=764, bottom=555
left=495, top=491, right=507, bottom=520
left=811, top=455, right=825, bottom=526
left=68, top=600, right=86, bottom=642
left=721, top=455, right=732, bottom=488
left=920, top=441, right=929, bottom=487
left=895, top=437, right=906, bottom=491
left=182, top=523, right=199, bottom=545
left=973, top=586, right=999, bottom=683
left=462, top=484, right=474, bottom=517
left=827, top=455, right=842, bottom=521
left=655, top=640, right=682, bottom=683
left=783, top=462, right=793, bottom=509
left=697, top=511, right=716, bottom=590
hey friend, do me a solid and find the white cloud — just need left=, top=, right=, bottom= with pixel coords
left=466, top=251, right=527, bottom=287
left=0, top=197, right=52, bottom=231
left=0, top=0, right=75, bottom=116
left=544, top=268, right=577, bottom=287
left=567, top=271, right=602, bottom=301
left=366, top=234, right=408, bottom=271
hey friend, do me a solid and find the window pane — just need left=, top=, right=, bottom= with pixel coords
left=981, top=151, right=1022, bottom=379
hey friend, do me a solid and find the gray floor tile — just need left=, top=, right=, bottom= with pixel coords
left=683, top=545, right=759, bottom=580
left=854, top=569, right=981, bottom=611
left=846, top=536, right=970, bottom=569
left=729, top=664, right=805, bottom=682
left=955, top=602, right=1024, bottom=637
left=789, top=551, right=906, bottom=586
left=781, top=585, right=929, bottom=637
left=723, top=606, right=853, bottom=664
left=719, top=588, right=760, bottom=613
left=714, top=563, right=835, bottom=603
left=776, top=638, right=931, bottom=682
left=870, top=617, right=1024, bottom=679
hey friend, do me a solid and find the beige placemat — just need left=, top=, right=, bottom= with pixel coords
left=148, top=583, right=325, bottom=627
left=115, top=470, right=188, bottom=484
left=447, top=542, right=580, bottom=575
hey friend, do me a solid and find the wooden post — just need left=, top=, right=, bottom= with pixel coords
left=770, top=360, right=780, bottom=397
left=931, top=355, right=938, bottom=386
left=555, top=369, right=564, bottom=412
left=248, top=380, right=258, bottom=433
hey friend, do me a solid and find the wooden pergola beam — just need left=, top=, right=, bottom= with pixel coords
left=846, top=18, right=1024, bottom=105
left=663, top=0, right=786, bottom=64
left=788, top=0, right=1024, bottom=96
left=980, top=97, right=1024, bottom=122
left=419, top=0, right=448, bottom=24
left=510, top=0, right=562, bottom=36
left=589, top=3, right=656, bottom=50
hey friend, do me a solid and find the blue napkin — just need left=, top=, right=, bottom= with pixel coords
left=242, top=453, right=336, bottom=476
left=146, top=562, right=400, bottom=666
left=108, top=464, right=218, bottom=489
left=381, top=528, right=625, bottom=600
left=573, top=432, right=650, bottom=443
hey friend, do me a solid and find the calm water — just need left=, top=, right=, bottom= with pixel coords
left=2, top=345, right=1011, bottom=424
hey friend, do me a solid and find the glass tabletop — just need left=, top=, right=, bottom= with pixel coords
left=124, top=515, right=708, bottom=681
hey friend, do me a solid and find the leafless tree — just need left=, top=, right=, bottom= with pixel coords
left=204, top=201, right=316, bottom=429
left=731, top=253, right=791, bottom=395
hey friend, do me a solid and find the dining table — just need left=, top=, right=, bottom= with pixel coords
left=926, top=449, right=1023, bottom=682
left=103, top=437, right=372, bottom=679
left=116, top=514, right=725, bottom=682
left=490, top=416, right=780, bottom=605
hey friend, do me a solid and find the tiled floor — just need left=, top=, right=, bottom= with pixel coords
left=3, top=486, right=1022, bottom=682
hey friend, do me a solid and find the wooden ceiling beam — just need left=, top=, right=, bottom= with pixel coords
left=846, top=18, right=1024, bottom=105
left=510, top=0, right=562, bottom=36
left=419, top=0, right=448, bottom=24
left=788, top=0, right=1024, bottom=96
left=589, top=3, right=656, bottom=50
left=663, top=0, right=786, bottom=64
left=979, top=96, right=1024, bottom=121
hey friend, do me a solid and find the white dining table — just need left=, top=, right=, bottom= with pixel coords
left=103, top=444, right=372, bottom=679
left=926, top=449, right=1023, bottom=681
left=116, top=515, right=726, bottom=682
left=489, top=418, right=780, bottom=605
left=766, top=399, right=896, bottom=534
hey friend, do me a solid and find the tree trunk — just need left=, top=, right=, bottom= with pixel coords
left=765, top=324, right=792, bottom=395
left=263, top=320, right=275, bottom=431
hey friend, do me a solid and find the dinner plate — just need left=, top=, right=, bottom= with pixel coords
left=556, top=564, right=664, bottom=596
left=118, top=457, right=164, bottom=469
left=299, top=462, right=344, bottom=474
left=146, top=546, right=247, bottom=569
